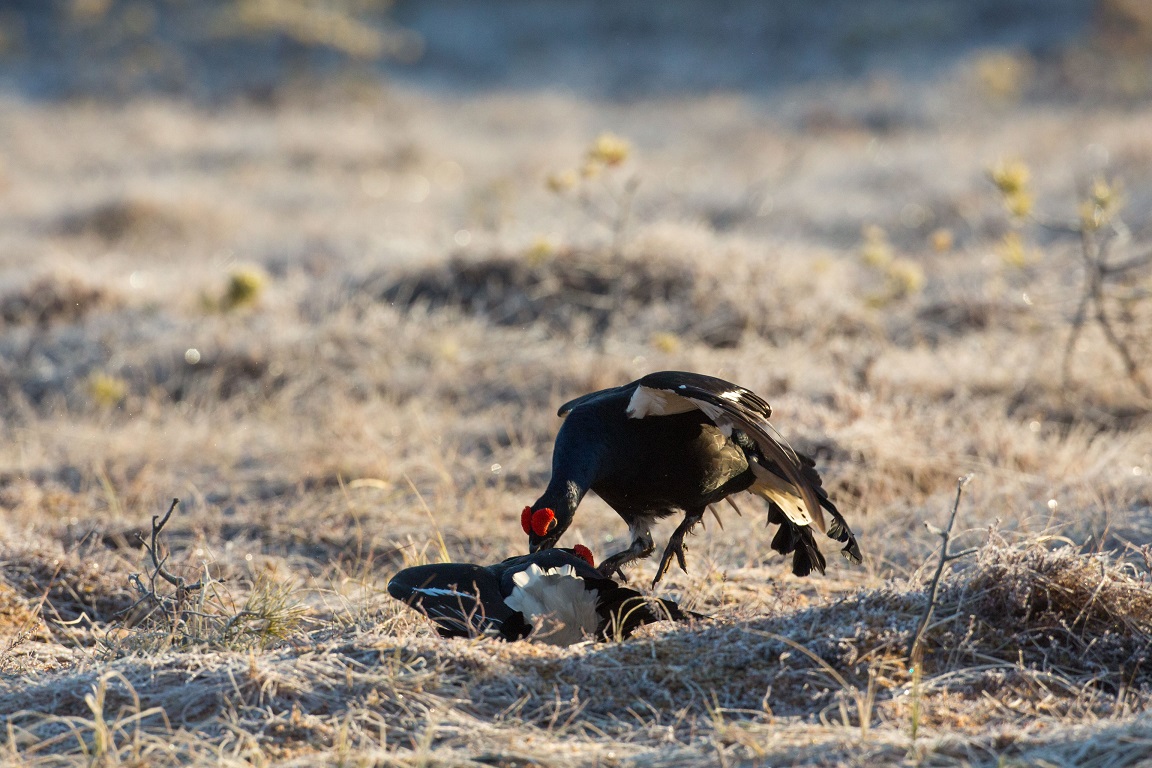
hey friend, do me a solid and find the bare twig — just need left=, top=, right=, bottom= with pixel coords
left=111, top=499, right=302, bottom=652
left=149, top=499, right=204, bottom=593
left=117, top=498, right=205, bottom=631
left=609, top=176, right=639, bottom=259
left=1062, top=257, right=1151, bottom=396
left=1094, top=298, right=1150, bottom=397
left=1101, top=249, right=1152, bottom=276
left=1061, top=275, right=1093, bottom=389
left=908, top=474, right=976, bottom=661
left=1058, top=194, right=1151, bottom=399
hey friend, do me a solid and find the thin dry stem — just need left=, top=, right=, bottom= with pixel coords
left=908, top=474, right=976, bottom=661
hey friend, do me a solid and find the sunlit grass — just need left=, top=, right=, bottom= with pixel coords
left=0, top=35, right=1150, bottom=765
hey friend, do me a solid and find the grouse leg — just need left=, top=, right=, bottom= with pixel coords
left=597, top=521, right=654, bottom=580
left=652, top=508, right=706, bottom=586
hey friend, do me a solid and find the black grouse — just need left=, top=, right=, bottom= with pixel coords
left=522, top=371, right=862, bottom=585
left=388, top=545, right=694, bottom=645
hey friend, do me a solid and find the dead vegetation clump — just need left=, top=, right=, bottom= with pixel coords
left=912, top=298, right=1034, bottom=347
left=3, top=339, right=287, bottom=422
left=155, top=347, right=288, bottom=404
left=0, top=275, right=120, bottom=329
left=101, top=501, right=310, bottom=656
left=929, top=537, right=1152, bottom=685
left=0, top=582, right=52, bottom=667
left=1, top=543, right=136, bottom=632
left=369, top=251, right=750, bottom=348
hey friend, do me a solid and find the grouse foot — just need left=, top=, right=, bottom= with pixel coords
left=597, top=526, right=654, bottom=581
left=651, top=509, right=705, bottom=586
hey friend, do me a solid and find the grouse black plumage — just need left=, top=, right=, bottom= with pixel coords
left=523, top=371, right=862, bottom=584
left=387, top=546, right=693, bottom=645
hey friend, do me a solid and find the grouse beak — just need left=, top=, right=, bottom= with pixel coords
left=529, top=532, right=561, bottom=554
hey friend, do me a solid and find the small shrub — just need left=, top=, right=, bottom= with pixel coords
left=546, top=132, right=639, bottom=258
left=87, top=372, right=128, bottom=409
left=220, top=266, right=267, bottom=311
left=107, top=500, right=306, bottom=655
left=987, top=161, right=1152, bottom=397
left=859, top=225, right=925, bottom=307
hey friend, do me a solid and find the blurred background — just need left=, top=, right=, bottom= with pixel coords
left=1, top=0, right=1147, bottom=100
left=0, top=0, right=1150, bottom=536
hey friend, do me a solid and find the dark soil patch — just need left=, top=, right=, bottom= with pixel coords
left=0, top=276, right=119, bottom=329
left=56, top=199, right=194, bottom=243
left=159, top=349, right=288, bottom=403
left=368, top=252, right=750, bottom=348
left=912, top=299, right=1033, bottom=345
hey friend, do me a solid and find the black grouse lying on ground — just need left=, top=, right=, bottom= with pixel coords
left=523, top=371, right=862, bottom=585
left=388, top=546, right=694, bottom=645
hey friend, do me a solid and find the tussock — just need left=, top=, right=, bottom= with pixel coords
left=930, top=539, right=1152, bottom=683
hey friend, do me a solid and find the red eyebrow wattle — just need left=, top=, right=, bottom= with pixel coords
left=531, top=508, right=556, bottom=537
left=572, top=544, right=594, bottom=567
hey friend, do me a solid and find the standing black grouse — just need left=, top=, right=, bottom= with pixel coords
left=521, top=371, right=862, bottom=585
left=388, top=545, right=694, bottom=645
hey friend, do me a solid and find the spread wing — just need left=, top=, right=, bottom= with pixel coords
left=625, top=371, right=826, bottom=535
left=387, top=563, right=528, bottom=639
left=557, top=382, right=635, bottom=418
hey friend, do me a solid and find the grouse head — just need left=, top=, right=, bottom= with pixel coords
left=522, top=505, right=573, bottom=553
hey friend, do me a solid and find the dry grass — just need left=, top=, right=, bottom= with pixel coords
left=2, top=7, right=1152, bottom=765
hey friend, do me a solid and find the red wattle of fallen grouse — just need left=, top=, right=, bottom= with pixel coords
left=522, top=371, right=862, bottom=585
left=387, top=546, right=695, bottom=645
